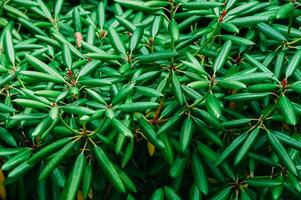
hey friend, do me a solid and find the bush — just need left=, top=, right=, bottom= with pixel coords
left=0, top=0, right=301, bottom=199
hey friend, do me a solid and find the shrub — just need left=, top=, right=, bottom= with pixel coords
left=0, top=0, right=301, bottom=199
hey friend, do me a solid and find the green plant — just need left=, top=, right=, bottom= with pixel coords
left=0, top=0, right=301, bottom=199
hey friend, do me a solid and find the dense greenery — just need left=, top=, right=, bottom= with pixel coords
left=0, top=0, right=301, bottom=199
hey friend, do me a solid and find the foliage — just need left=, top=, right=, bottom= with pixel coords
left=0, top=0, right=301, bottom=199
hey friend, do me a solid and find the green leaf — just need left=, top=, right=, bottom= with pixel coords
left=227, top=1, right=259, bottom=16
left=79, top=79, right=112, bottom=87
left=94, top=145, right=126, bottom=193
left=112, top=118, right=133, bottom=138
left=192, top=153, right=208, bottom=194
left=257, top=23, right=287, bottom=42
left=234, top=127, right=260, bottom=165
left=267, top=131, right=298, bottom=176
left=164, top=186, right=182, bottom=200
left=244, top=54, right=274, bottom=76
left=54, top=0, right=64, bottom=19
left=169, top=19, right=179, bottom=41
left=210, top=187, right=231, bottom=200
left=278, top=95, right=297, bottom=125
left=2, top=149, right=32, bottom=171
left=7, top=162, right=33, bottom=182
left=73, top=7, right=81, bottom=32
left=135, top=86, right=163, bottom=97
left=25, top=54, right=65, bottom=82
left=112, top=84, right=135, bottom=105
left=20, top=71, right=65, bottom=83
left=3, top=22, right=15, bottom=66
left=37, top=0, right=52, bottom=21
left=171, top=72, right=185, bottom=106
left=130, top=25, right=144, bottom=52
left=224, top=93, right=270, bottom=101
left=108, top=27, right=126, bottom=55
left=0, top=127, right=17, bottom=147
left=276, top=3, right=295, bottom=19
left=28, top=138, right=72, bottom=165
left=169, top=156, right=187, bottom=178
left=97, top=1, right=105, bottom=29
left=31, top=116, right=53, bottom=137
left=62, top=43, right=72, bottom=69
left=180, top=117, right=194, bottom=152
left=39, top=141, right=75, bottom=181
left=150, top=188, right=164, bottom=200
left=63, top=153, right=85, bottom=200
left=62, top=105, right=95, bottom=115
left=229, top=16, right=270, bottom=26
left=221, top=35, right=255, bottom=46
left=285, top=50, right=301, bottom=78
left=139, top=51, right=178, bottom=62
left=116, top=102, right=159, bottom=112
left=137, top=114, right=165, bottom=149
left=82, top=162, right=93, bottom=199
left=213, top=40, right=232, bottom=73
left=246, top=177, right=283, bottom=187
left=215, top=132, right=248, bottom=166
left=206, top=93, right=221, bottom=118
left=218, top=80, right=246, bottom=90
left=273, top=131, right=301, bottom=151
left=181, top=2, right=223, bottom=9
left=115, top=0, right=158, bottom=12
left=0, top=102, right=16, bottom=113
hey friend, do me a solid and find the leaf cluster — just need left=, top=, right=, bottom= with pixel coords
left=0, top=0, right=301, bottom=199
